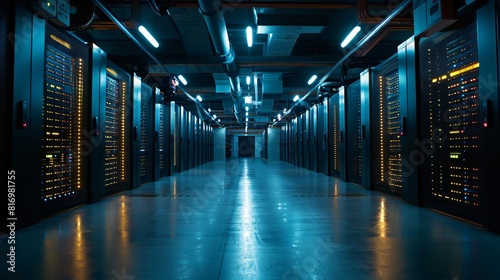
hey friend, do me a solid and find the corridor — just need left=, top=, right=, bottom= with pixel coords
left=2, top=158, right=499, bottom=280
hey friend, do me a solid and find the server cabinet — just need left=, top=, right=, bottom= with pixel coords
left=179, top=107, right=188, bottom=171
left=170, top=102, right=178, bottom=173
left=302, top=111, right=310, bottom=169
left=297, top=115, right=303, bottom=167
left=419, top=18, right=482, bottom=223
left=12, top=8, right=90, bottom=227
left=345, top=81, right=363, bottom=185
left=338, top=87, right=348, bottom=181
left=153, top=87, right=171, bottom=180
left=89, top=57, right=132, bottom=198
left=478, top=0, right=500, bottom=232
left=131, top=74, right=142, bottom=188
left=210, top=126, right=214, bottom=161
left=188, top=113, right=195, bottom=169
left=360, top=71, right=371, bottom=189
left=1, top=1, right=14, bottom=232
left=328, top=94, right=342, bottom=177
left=398, top=37, right=419, bottom=205
left=292, top=118, right=298, bottom=165
left=370, top=55, right=403, bottom=196
left=172, top=103, right=181, bottom=172
left=318, top=99, right=328, bottom=175
left=139, top=83, right=154, bottom=183
left=195, top=115, right=199, bottom=165
left=309, top=105, right=318, bottom=172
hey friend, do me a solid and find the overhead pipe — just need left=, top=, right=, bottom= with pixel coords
left=198, top=0, right=242, bottom=122
left=274, top=0, right=412, bottom=126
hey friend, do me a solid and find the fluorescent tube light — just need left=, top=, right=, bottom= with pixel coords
left=138, top=25, right=159, bottom=48
left=341, top=26, right=361, bottom=48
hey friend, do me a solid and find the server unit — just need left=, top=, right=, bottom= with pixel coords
left=297, top=115, right=303, bottom=167
left=302, top=110, right=310, bottom=169
left=328, top=93, right=342, bottom=178
left=153, top=87, right=171, bottom=179
left=188, top=113, right=195, bottom=169
left=139, top=83, right=154, bottom=183
left=292, top=118, right=298, bottom=165
left=398, top=36, right=420, bottom=204
left=419, top=17, right=482, bottom=222
left=172, top=103, right=181, bottom=172
left=477, top=0, right=500, bottom=232
left=309, top=105, right=318, bottom=172
left=88, top=54, right=133, bottom=200
left=12, top=6, right=90, bottom=227
left=318, top=99, right=329, bottom=175
left=369, top=55, right=403, bottom=196
left=345, top=81, right=364, bottom=185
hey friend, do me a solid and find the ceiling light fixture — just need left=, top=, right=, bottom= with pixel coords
left=244, top=96, right=253, bottom=104
left=138, top=25, right=159, bottom=48
left=293, top=95, right=300, bottom=102
left=246, top=26, right=253, bottom=47
left=208, top=108, right=211, bottom=113
left=246, top=118, right=249, bottom=122
left=213, top=114, right=217, bottom=119
left=307, top=75, right=317, bottom=85
left=341, top=25, right=361, bottom=48
left=277, top=114, right=282, bottom=119
left=196, top=95, right=202, bottom=102
left=245, top=106, right=249, bottom=112
left=178, top=75, right=188, bottom=85
left=246, top=112, right=249, bottom=116
left=246, top=75, right=251, bottom=85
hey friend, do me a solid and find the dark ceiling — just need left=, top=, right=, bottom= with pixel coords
left=80, top=0, right=414, bottom=131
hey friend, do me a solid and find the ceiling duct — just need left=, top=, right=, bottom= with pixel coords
left=262, top=73, right=283, bottom=98
left=258, top=26, right=324, bottom=56
left=198, top=0, right=242, bottom=122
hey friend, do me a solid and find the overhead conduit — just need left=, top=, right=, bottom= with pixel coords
left=198, top=0, right=242, bottom=123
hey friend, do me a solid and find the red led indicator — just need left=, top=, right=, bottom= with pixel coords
left=22, top=123, right=27, bottom=128
left=483, top=123, right=488, bottom=128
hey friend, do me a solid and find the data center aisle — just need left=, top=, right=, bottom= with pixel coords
left=2, top=158, right=500, bottom=280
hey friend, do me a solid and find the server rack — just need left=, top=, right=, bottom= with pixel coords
left=302, top=110, right=310, bottom=169
left=193, top=116, right=200, bottom=167
left=398, top=36, right=419, bottom=205
left=139, top=83, right=154, bottom=183
left=179, top=107, right=188, bottom=171
left=318, top=99, right=328, bottom=175
left=170, top=102, right=178, bottom=173
left=297, top=116, right=303, bottom=167
left=309, top=105, right=318, bottom=172
left=477, top=0, right=500, bottom=232
left=172, top=103, right=181, bottom=172
left=153, top=87, right=171, bottom=180
left=210, top=126, right=214, bottom=161
left=188, top=113, right=195, bottom=169
left=345, top=81, right=363, bottom=184
left=419, top=18, right=482, bottom=222
left=131, top=74, right=142, bottom=188
left=369, top=55, right=402, bottom=196
left=12, top=8, right=90, bottom=227
left=292, top=118, right=298, bottom=165
left=89, top=57, right=133, bottom=198
left=328, top=94, right=341, bottom=177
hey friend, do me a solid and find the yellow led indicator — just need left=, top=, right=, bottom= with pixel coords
left=450, top=63, right=480, bottom=77
left=49, top=35, right=71, bottom=49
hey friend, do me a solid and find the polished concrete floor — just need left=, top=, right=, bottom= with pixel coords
left=2, top=158, right=500, bottom=280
